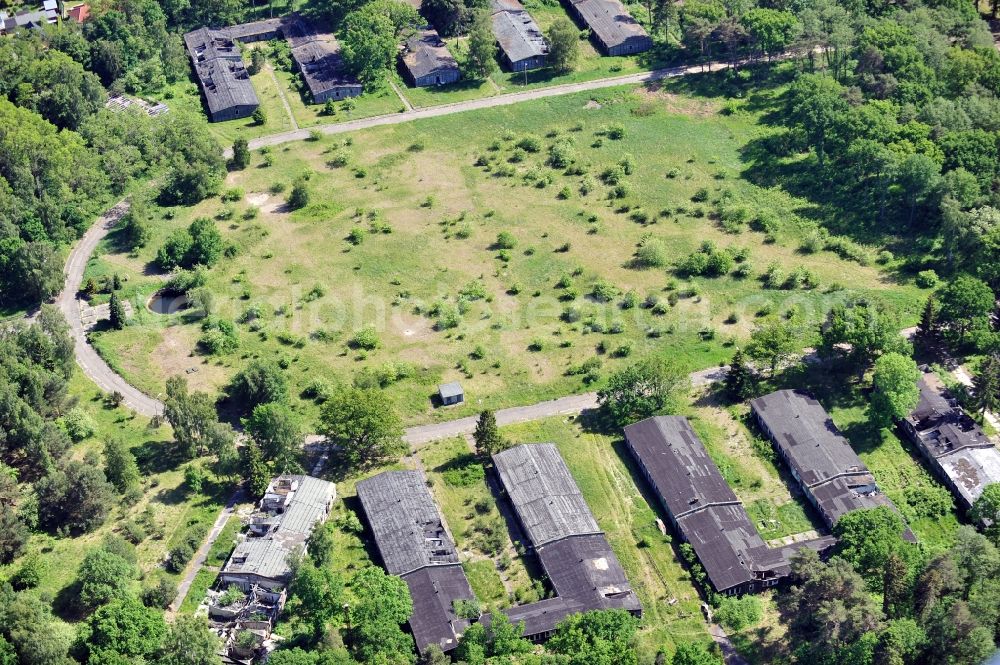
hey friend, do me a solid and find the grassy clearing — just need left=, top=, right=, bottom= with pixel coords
left=419, top=437, right=541, bottom=609
left=90, top=78, right=924, bottom=426
left=178, top=567, right=217, bottom=614
left=500, top=416, right=709, bottom=660
left=206, top=516, right=243, bottom=567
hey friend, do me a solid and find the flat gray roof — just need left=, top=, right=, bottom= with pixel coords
left=492, top=443, right=601, bottom=547
left=751, top=390, right=914, bottom=539
left=222, top=475, right=335, bottom=584
left=624, top=416, right=834, bottom=593
left=438, top=382, right=463, bottom=399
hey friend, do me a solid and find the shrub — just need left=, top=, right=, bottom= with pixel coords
left=635, top=238, right=668, bottom=268
left=591, top=280, right=619, bottom=302
left=516, top=136, right=542, bottom=152
left=495, top=232, right=517, bottom=249
left=691, top=187, right=709, bottom=202
left=715, top=596, right=763, bottom=632
left=63, top=407, right=96, bottom=442
left=916, top=270, right=939, bottom=288
left=606, top=125, right=625, bottom=139
left=349, top=326, right=380, bottom=350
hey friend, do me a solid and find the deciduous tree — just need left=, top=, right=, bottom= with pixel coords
left=319, top=387, right=404, bottom=465
left=869, top=352, right=921, bottom=428
left=546, top=19, right=580, bottom=74
left=597, top=357, right=688, bottom=426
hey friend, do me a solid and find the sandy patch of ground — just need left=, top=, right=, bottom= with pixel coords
left=585, top=100, right=602, bottom=110
left=152, top=325, right=228, bottom=393
left=637, top=85, right=721, bottom=117
left=247, top=192, right=270, bottom=207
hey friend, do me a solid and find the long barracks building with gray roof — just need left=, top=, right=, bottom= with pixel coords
left=750, top=389, right=916, bottom=541
left=357, top=444, right=640, bottom=654
left=624, top=416, right=835, bottom=596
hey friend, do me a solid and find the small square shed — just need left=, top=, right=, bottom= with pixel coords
left=438, top=382, right=464, bottom=406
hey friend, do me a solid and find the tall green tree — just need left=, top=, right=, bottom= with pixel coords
left=745, top=319, right=800, bottom=377
left=85, top=594, right=166, bottom=661
left=547, top=609, right=640, bottom=665
left=464, top=10, right=498, bottom=80
left=834, top=506, right=911, bottom=591
left=785, top=74, right=849, bottom=168
left=103, top=437, right=140, bottom=492
left=971, top=484, right=1000, bottom=545
left=597, top=357, right=688, bottom=426
left=108, top=291, right=126, bottom=330
left=724, top=349, right=755, bottom=401
left=348, top=566, right=414, bottom=664
left=319, top=387, right=405, bottom=465
left=232, top=137, right=250, bottom=170
left=165, top=376, right=224, bottom=459
left=157, top=615, right=222, bottom=665
left=937, top=276, right=995, bottom=345
left=818, top=298, right=908, bottom=375
left=291, top=559, right=344, bottom=640
left=971, top=355, right=1000, bottom=417
left=546, top=19, right=580, bottom=74
left=869, top=352, right=921, bottom=428
left=473, top=410, right=505, bottom=459
left=245, top=402, right=302, bottom=472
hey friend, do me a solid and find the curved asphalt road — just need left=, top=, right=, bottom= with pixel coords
left=55, top=199, right=165, bottom=418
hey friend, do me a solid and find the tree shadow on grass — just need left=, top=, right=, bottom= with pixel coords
left=133, top=439, right=185, bottom=475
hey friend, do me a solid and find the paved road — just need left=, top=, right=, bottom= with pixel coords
left=235, top=58, right=751, bottom=155
left=55, top=199, right=165, bottom=418
left=403, top=363, right=730, bottom=446
left=168, top=488, right=246, bottom=616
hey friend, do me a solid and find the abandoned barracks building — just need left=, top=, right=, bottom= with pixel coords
left=625, top=416, right=835, bottom=596
left=400, top=29, right=461, bottom=87
left=490, top=0, right=549, bottom=72
left=184, top=14, right=360, bottom=122
left=565, top=0, right=652, bottom=56
left=219, top=475, right=336, bottom=596
left=750, top=389, right=916, bottom=541
left=490, top=443, right=642, bottom=639
left=356, top=470, right=477, bottom=654
left=901, top=371, right=1000, bottom=513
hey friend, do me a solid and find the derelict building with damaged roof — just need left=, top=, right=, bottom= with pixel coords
left=750, top=389, right=915, bottom=541
left=356, top=470, right=476, bottom=655
left=624, top=416, right=835, bottom=596
left=901, top=371, right=1000, bottom=512
left=489, top=443, right=641, bottom=640
left=490, top=0, right=548, bottom=72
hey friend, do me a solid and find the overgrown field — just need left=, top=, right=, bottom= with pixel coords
left=89, top=78, right=927, bottom=423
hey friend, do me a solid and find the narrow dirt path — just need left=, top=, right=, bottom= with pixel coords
left=389, top=79, right=414, bottom=112
left=267, top=64, right=299, bottom=130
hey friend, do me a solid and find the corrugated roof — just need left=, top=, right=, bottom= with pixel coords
left=751, top=390, right=915, bottom=540
left=490, top=444, right=641, bottom=633
left=490, top=0, right=547, bottom=64
left=221, top=475, right=335, bottom=583
left=567, top=0, right=649, bottom=49
left=356, top=470, right=474, bottom=654
left=183, top=27, right=259, bottom=116
left=356, top=471, right=462, bottom=576
left=624, top=416, right=834, bottom=593
left=402, top=30, right=462, bottom=80
left=492, top=443, right=601, bottom=547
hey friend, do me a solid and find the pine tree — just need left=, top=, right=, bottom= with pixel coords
left=724, top=349, right=755, bottom=400
left=108, top=292, right=126, bottom=330
left=246, top=442, right=270, bottom=497
left=972, top=354, right=1000, bottom=417
left=915, top=294, right=939, bottom=346
left=882, top=552, right=909, bottom=619
left=231, top=137, right=250, bottom=170
left=473, top=410, right=505, bottom=459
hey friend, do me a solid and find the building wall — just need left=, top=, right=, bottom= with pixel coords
left=505, top=52, right=547, bottom=72
left=413, top=68, right=461, bottom=87
left=605, top=35, right=653, bottom=56
left=210, top=102, right=258, bottom=122
left=313, top=85, right=362, bottom=103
